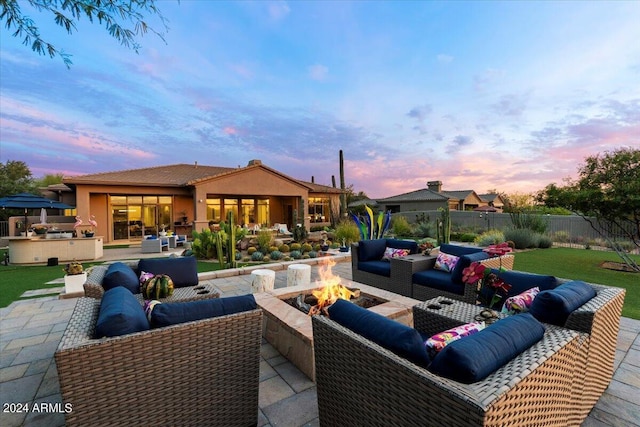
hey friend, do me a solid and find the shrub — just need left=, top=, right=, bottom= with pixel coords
left=302, top=254, right=310, bottom=259
left=269, top=245, right=278, bottom=253
left=453, top=232, right=478, bottom=242
left=503, top=228, right=539, bottom=249
left=247, top=246, right=257, bottom=255
left=290, top=250, right=302, bottom=259
left=301, top=243, right=313, bottom=253
left=474, top=230, right=505, bottom=247
left=242, top=256, right=251, bottom=262
left=538, top=235, right=553, bottom=249
left=263, top=256, right=271, bottom=262
left=313, top=243, right=321, bottom=251
left=257, top=230, right=273, bottom=253
left=278, top=244, right=290, bottom=253
left=251, top=251, right=264, bottom=261
left=290, top=242, right=302, bottom=251
left=330, top=242, right=340, bottom=249
left=334, top=220, right=361, bottom=246
left=293, top=225, right=308, bottom=242
left=270, top=250, right=284, bottom=260
left=551, top=231, right=571, bottom=243
left=308, top=250, right=318, bottom=258
left=235, top=252, right=242, bottom=260
left=510, top=211, right=548, bottom=234
left=391, top=215, right=413, bottom=237
left=415, top=221, right=436, bottom=238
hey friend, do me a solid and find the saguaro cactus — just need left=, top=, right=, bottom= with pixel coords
left=436, top=206, right=451, bottom=246
left=226, top=210, right=236, bottom=269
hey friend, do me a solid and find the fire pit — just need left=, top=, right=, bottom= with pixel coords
left=254, top=259, right=421, bottom=380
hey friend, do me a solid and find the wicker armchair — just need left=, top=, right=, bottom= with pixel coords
left=312, top=310, right=586, bottom=426
left=55, top=298, right=262, bottom=427
left=411, top=254, right=515, bottom=303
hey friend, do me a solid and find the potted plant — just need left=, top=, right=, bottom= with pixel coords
left=334, top=220, right=360, bottom=252
left=33, top=225, right=48, bottom=235
left=63, top=261, right=87, bottom=295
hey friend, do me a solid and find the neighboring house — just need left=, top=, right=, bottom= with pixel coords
left=62, top=160, right=342, bottom=244
left=376, top=181, right=498, bottom=213
left=478, top=193, right=506, bottom=211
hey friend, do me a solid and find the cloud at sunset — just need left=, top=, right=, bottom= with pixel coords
left=0, top=1, right=638, bottom=200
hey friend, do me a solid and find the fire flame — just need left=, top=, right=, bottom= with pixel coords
left=309, top=258, right=356, bottom=316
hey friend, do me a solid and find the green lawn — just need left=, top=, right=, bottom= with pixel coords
left=1, top=246, right=638, bottom=320
left=512, top=247, right=639, bottom=319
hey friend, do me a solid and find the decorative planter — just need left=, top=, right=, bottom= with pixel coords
left=64, top=272, right=87, bottom=295
left=339, top=246, right=350, bottom=252
left=84, top=232, right=95, bottom=238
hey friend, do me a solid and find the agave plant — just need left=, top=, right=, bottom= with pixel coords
left=349, top=205, right=391, bottom=240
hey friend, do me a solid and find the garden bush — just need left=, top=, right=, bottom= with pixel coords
left=474, top=229, right=505, bottom=247
left=251, top=251, right=264, bottom=261
left=308, top=250, right=318, bottom=258
left=290, top=250, right=302, bottom=259
left=257, top=230, right=273, bottom=253
left=290, top=243, right=302, bottom=251
left=270, top=250, right=284, bottom=260
left=414, top=221, right=436, bottom=238
left=538, top=235, right=553, bottom=249
left=391, top=215, right=413, bottom=237
left=247, top=247, right=257, bottom=255
left=334, top=220, right=361, bottom=246
left=504, top=228, right=540, bottom=249
left=269, top=245, right=278, bottom=253
left=278, top=244, right=290, bottom=253
left=301, top=243, right=313, bottom=253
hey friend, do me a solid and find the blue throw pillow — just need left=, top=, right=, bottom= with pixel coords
left=428, top=313, right=545, bottom=383
left=150, top=294, right=257, bottom=328
left=327, top=299, right=430, bottom=367
left=138, top=256, right=199, bottom=287
left=529, top=280, right=596, bottom=326
left=95, top=287, right=150, bottom=338
left=494, top=270, right=558, bottom=297
left=102, top=262, right=140, bottom=294
left=439, top=244, right=483, bottom=257
left=358, top=239, right=387, bottom=262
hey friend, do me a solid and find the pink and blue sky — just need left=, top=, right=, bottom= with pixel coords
left=1, top=1, right=639, bottom=198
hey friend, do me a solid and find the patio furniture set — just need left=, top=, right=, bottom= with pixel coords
left=53, top=240, right=625, bottom=426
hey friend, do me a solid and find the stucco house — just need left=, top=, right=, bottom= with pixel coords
left=376, top=181, right=500, bottom=213
left=62, top=160, right=342, bottom=244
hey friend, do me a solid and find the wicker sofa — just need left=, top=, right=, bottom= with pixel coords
left=312, top=279, right=625, bottom=426
left=83, top=256, right=220, bottom=302
left=55, top=296, right=262, bottom=427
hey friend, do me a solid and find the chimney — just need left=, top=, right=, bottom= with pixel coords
left=427, top=180, right=442, bottom=192
left=247, top=159, right=262, bottom=166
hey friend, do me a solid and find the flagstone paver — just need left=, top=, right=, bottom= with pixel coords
left=0, top=248, right=637, bottom=427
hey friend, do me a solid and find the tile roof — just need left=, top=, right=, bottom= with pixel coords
left=64, top=164, right=234, bottom=187
left=376, top=188, right=448, bottom=203
left=441, top=190, right=475, bottom=200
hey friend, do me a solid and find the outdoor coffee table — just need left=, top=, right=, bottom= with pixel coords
left=133, top=283, right=220, bottom=303
left=413, top=296, right=506, bottom=337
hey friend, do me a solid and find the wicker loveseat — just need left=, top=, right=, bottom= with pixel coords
left=55, top=296, right=263, bottom=427
left=350, top=239, right=421, bottom=297
left=83, top=256, right=220, bottom=302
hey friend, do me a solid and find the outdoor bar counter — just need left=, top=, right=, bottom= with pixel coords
left=7, top=236, right=104, bottom=264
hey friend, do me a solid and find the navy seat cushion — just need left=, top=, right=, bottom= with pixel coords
left=102, top=262, right=140, bottom=294
left=428, top=313, right=545, bottom=383
left=327, top=299, right=430, bottom=367
left=357, top=239, right=388, bottom=262
left=529, top=280, right=596, bottom=326
left=95, top=287, right=150, bottom=338
left=439, top=244, right=483, bottom=257
left=150, top=294, right=257, bottom=328
left=413, top=269, right=465, bottom=295
left=494, top=270, right=558, bottom=298
left=357, top=260, right=391, bottom=277
left=385, top=239, right=419, bottom=254
left=450, top=252, right=490, bottom=284
left=137, top=256, right=199, bottom=287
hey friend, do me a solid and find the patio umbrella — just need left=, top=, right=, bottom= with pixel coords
left=0, top=192, right=74, bottom=227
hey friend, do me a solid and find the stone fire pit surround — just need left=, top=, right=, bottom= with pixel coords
left=254, top=278, right=421, bottom=381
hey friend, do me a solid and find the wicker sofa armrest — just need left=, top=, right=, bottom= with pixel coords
left=83, top=265, right=109, bottom=299
left=56, top=298, right=262, bottom=427
left=312, top=313, right=584, bottom=426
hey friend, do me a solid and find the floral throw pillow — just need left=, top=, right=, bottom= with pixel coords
left=424, top=322, right=486, bottom=360
left=433, top=252, right=460, bottom=273
left=143, top=299, right=162, bottom=322
left=501, top=287, right=540, bottom=315
left=382, top=247, right=410, bottom=261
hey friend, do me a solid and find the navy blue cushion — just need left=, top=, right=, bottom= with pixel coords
left=428, top=313, right=545, bottom=383
left=327, top=299, right=430, bottom=367
left=494, top=270, right=558, bottom=298
left=150, top=294, right=257, bottom=328
left=529, top=280, right=596, bottom=326
left=95, top=287, right=150, bottom=338
left=451, top=252, right=490, bottom=284
left=138, top=256, right=199, bottom=287
left=385, top=239, right=419, bottom=254
left=413, top=269, right=465, bottom=295
left=357, top=239, right=388, bottom=262
left=102, top=262, right=140, bottom=294
left=439, top=244, right=483, bottom=257
left=357, top=260, right=391, bottom=277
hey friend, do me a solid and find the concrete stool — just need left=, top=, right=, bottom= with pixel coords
left=287, top=264, right=311, bottom=287
left=251, top=269, right=276, bottom=293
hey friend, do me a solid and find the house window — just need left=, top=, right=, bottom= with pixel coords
left=109, top=195, right=174, bottom=240
left=206, top=198, right=221, bottom=222
left=308, top=197, right=329, bottom=223
left=257, top=199, right=269, bottom=226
